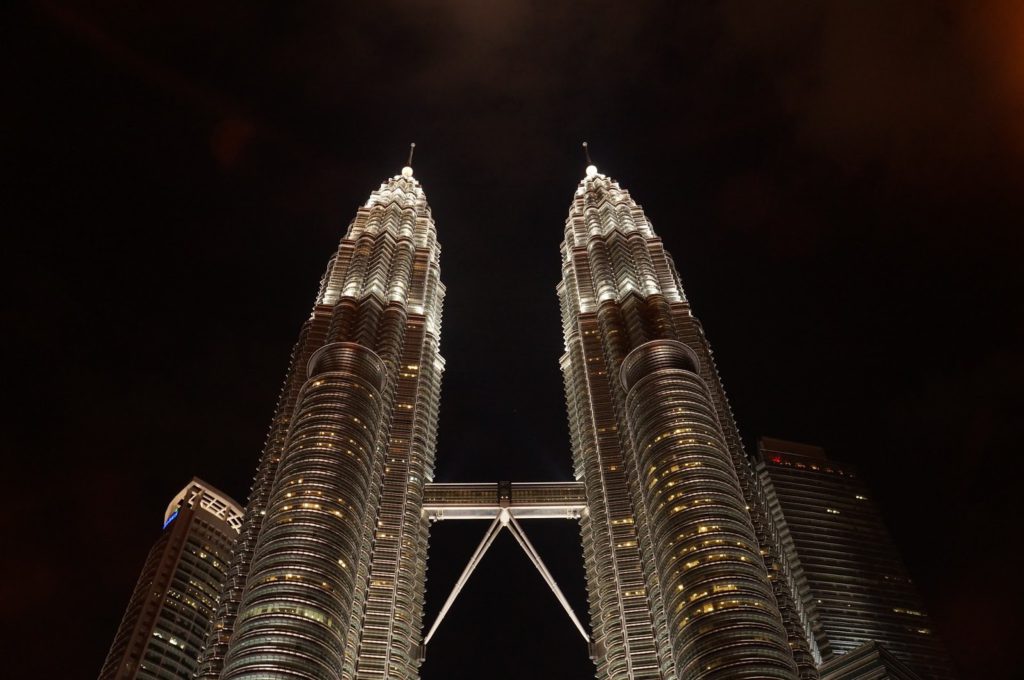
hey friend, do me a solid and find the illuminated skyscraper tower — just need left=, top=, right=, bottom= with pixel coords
left=196, top=160, right=444, bottom=680
left=557, top=161, right=805, bottom=680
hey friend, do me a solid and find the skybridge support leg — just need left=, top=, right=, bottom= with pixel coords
left=422, top=516, right=503, bottom=648
left=506, top=514, right=590, bottom=643
left=419, top=509, right=591, bottom=661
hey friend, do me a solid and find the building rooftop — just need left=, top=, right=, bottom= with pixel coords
left=163, top=477, right=243, bottom=532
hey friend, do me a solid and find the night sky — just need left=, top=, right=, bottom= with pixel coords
left=6, top=2, right=1023, bottom=678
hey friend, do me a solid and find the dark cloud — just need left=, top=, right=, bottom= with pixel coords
left=211, top=117, right=257, bottom=168
left=720, top=2, right=986, bottom=171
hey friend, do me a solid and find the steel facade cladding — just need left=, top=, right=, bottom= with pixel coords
left=99, top=480, right=242, bottom=680
left=197, top=167, right=444, bottom=680
left=756, top=438, right=956, bottom=680
left=557, top=168, right=801, bottom=679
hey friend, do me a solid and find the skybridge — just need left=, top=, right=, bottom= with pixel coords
left=419, top=481, right=598, bottom=660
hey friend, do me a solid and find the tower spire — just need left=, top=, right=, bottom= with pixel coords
left=402, top=142, right=416, bottom=177
left=582, top=141, right=598, bottom=177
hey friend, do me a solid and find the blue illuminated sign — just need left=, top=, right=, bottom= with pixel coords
left=163, top=509, right=179, bottom=529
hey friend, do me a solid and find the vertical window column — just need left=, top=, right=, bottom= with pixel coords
left=222, top=342, right=387, bottom=680
left=621, top=340, right=797, bottom=680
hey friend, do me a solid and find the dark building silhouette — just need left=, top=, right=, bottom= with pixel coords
left=99, top=479, right=242, bottom=680
left=755, top=438, right=956, bottom=679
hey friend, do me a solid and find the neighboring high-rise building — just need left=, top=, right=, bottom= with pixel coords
left=557, top=163, right=806, bottom=680
left=99, top=479, right=242, bottom=680
left=196, top=163, right=444, bottom=680
left=755, top=437, right=956, bottom=679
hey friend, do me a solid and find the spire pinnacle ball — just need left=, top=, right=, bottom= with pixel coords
left=585, top=165, right=598, bottom=177
left=401, top=166, right=414, bottom=177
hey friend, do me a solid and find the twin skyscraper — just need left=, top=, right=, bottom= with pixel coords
left=101, top=157, right=953, bottom=680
